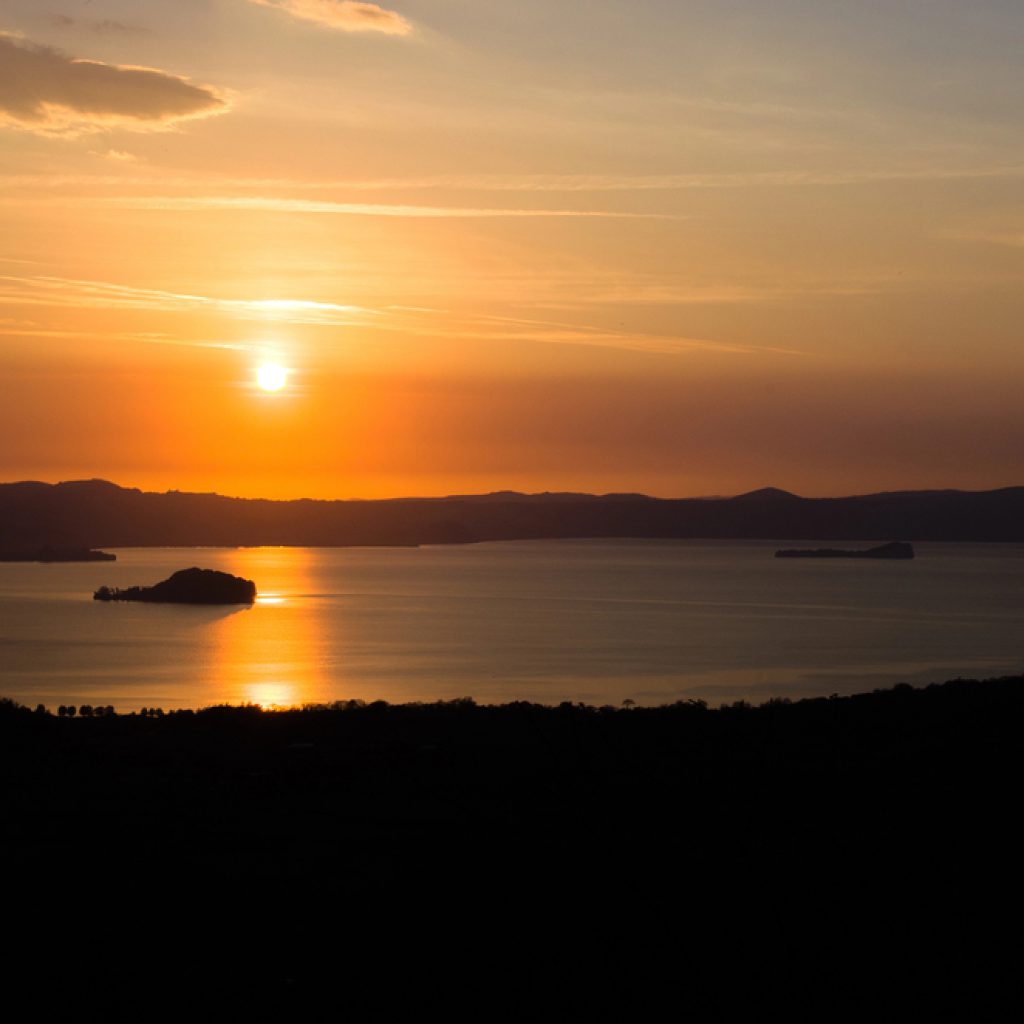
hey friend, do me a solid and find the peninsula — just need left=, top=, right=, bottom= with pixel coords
left=0, top=546, right=116, bottom=563
left=775, top=541, right=915, bottom=559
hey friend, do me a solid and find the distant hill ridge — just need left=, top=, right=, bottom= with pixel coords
left=2, top=479, right=1023, bottom=547
left=731, top=487, right=802, bottom=502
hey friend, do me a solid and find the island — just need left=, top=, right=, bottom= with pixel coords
left=93, top=567, right=257, bottom=605
left=775, top=541, right=915, bottom=559
left=1, top=546, right=116, bottom=563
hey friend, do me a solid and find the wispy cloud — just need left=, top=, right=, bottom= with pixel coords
left=0, top=33, right=227, bottom=137
left=99, top=196, right=675, bottom=218
left=46, top=15, right=142, bottom=35
left=405, top=311, right=803, bottom=358
left=0, top=195, right=674, bottom=220
left=247, top=1, right=411, bottom=35
left=937, top=228, right=1024, bottom=250
left=0, top=322, right=252, bottom=352
left=5, top=164, right=1023, bottom=195
left=386, top=165, right=1024, bottom=193
left=554, top=280, right=894, bottom=306
left=326, top=305, right=803, bottom=358
left=0, top=273, right=800, bottom=359
left=0, top=275, right=374, bottom=325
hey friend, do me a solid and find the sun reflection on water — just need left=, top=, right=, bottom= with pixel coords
left=246, top=682, right=298, bottom=709
left=202, top=548, right=333, bottom=708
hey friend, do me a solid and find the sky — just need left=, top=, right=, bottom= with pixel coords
left=0, top=0, right=1022, bottom=499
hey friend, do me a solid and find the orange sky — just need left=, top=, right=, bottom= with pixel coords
left=1, top=1, right=1022, bottom=498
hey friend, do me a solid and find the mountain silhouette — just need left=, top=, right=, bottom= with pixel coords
left=2, top=479, right=1024, bottom=547
left=732, top=487, right=802, bottom=502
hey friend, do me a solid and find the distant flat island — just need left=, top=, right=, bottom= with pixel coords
left=94, top=567, right=256, bottom=605
left=775, top=541, right=914, bottom=559
left=0, top=546, right=116, bottom=563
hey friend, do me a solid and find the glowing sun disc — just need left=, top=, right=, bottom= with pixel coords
left=257, top=362, right=288, bottom=392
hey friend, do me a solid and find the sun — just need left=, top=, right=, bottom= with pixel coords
left=256, top=362, right=288, bottom=392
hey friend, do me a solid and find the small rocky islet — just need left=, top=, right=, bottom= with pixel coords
left=94, top=567, right=257, bottom=605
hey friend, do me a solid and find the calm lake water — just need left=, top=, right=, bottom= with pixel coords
left=1, top=540, right=1022, bottom=711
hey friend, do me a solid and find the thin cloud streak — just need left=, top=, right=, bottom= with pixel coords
left=0, top=325, right=250, bottom=352
left=0, top=269, right=895, bottom=340
left=368, top=308, right=804, bottom=358
left=562, top=282, right=894, bottom=305
left=46, top=16, right=142, bottom=35
left=96, top=196, right=677, bottom=219
left=316, top=165, right=1024, bottom=193
left=421, top=326, right=801, bottom=359
left=3, top=164, right=1022, bottom=195
left=0, top=274, right=799, bottom=359
left=0, top=275, right=374, bottom=325
left=937, top=228, right=1024, bottom=250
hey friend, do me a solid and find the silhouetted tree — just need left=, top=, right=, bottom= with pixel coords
left=79, top=705, right=93, bottom=718
left=34, top=703, right=46, bottom=715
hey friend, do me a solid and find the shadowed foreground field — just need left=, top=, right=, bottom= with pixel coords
left=3, top=677, right=1021, bottom=1010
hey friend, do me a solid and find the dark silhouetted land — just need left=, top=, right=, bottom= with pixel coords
left=4, top=673, right=1021, bottom=885
left=2, top=478, right=1024, bottom=548
left=775, top=540, right=914, bottom=558
left=93, top=566, right=256, bottom=604
left=0, top=545, right=116, bottom=562
left=4, top=674, right=1019, bottom=1010
left=3, top=673, right=1022, bottom=897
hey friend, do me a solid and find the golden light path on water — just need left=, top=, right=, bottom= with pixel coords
left=204, top=548, right=333, bottom=709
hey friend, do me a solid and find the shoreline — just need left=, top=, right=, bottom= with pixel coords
left=4, top=671, right=1021, bottom=719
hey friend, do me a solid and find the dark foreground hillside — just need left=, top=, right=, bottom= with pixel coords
left=3, top=677, right=1021, bottom=1012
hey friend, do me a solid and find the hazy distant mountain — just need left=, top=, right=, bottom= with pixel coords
left=731, top=487, right=802, bottom=502
left=1, top=479, right=1023, bottom=548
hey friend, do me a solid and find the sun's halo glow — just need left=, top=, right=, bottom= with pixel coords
left=256, top=362, right=288, bottom=392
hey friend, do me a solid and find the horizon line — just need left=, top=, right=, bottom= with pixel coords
left=4, top=477, right=1024, bottom=505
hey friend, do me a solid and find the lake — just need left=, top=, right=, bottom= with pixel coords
left=1, top=540, right=1022, bottom=711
